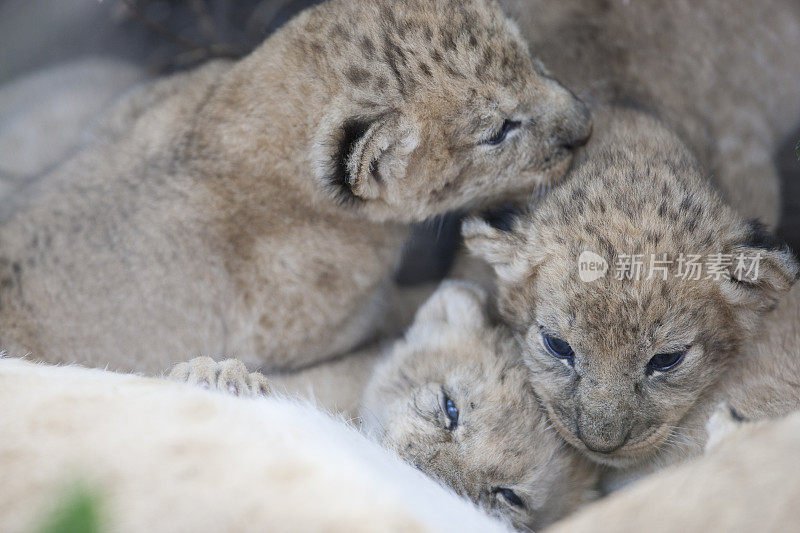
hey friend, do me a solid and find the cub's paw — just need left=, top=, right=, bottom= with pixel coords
left=169, top=357, right=272, bottom=398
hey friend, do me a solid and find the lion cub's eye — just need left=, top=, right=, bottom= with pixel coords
left=484, top=119, right=521, bottom=145
left=492, top=487, right=526, bottom=509
left=541, top=333, right=575, bottom=365
left=646, top=349, right=687, bottom=374
left=441, top=391, right=459, bottom=430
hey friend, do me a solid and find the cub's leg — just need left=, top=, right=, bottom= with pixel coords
left=169, top=357, right=272, bottom=397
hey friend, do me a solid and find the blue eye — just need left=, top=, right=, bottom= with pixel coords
left=542, top=333, right=575, bottom=365
left=442, top=393, right=459, bottom=430
left=493, top=487, right=526, bottom=509
left=485, top=120, right=521, bottom=145
left=646, top=350, right=687, bottom=374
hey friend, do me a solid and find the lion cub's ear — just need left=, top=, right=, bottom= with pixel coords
left=720, top=220, right=800, bottom=310
left=410, top=281, right=489, bottom=335
left=462, top=209, right=532, bottom=284
left=314, top=109, right=419, bottom=203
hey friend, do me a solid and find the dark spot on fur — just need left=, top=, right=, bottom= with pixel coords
left=571, top=187, right=586, bottom=202
left=356, top=99, right=380, bottom=109
left=431, top=49, right=444, bottom=64
left=382, top=35, right=412, bottom=97
left=346, top=66, right=372, bottom=86
left=445, top=65, right=466, bottom=79
left=481, top=48, right=495, bottom=70
left=439, top=27, right=457, bottom=51
left=482, top=204, right=521, bottom=232
left=379, top=5, right=396, bottom=26
left=360, top=37, right=375, bottom=58
left=418, top=61, right=432, bottom=77
left=646, top=230, right=662, bottom=244
left=331, top=23, right=350, bottom=41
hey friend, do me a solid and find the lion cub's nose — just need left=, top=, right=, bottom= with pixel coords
left=560, top=100, right=593, bottom=150
left=562, top=116, right=593, bottom=149
left=576, top=413, right=629, bottom=454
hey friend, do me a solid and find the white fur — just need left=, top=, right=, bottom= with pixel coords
left=0, top=358, right=510, bottom=533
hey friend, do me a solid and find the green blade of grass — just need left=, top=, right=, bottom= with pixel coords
left=38, top=484, right=102, bottom=533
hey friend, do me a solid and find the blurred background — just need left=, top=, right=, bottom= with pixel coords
left=0, top=0, right=797, bottom=279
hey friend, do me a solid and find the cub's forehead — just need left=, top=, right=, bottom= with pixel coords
left=543, top=275, right=706, bottom=346
left=526, top=145, right=744, bottom=269
left=313, top=0, right=535, bottom=97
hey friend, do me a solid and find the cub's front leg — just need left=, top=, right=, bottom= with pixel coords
left=169, top=357, right=272, bottom=397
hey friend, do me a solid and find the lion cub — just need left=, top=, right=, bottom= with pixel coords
left=464, top=107, right=799, bottom=478
left=171, top=282, right=598, bottom=530
left=462, top=0, right=800, bottom=480
left=0, top=0, right=590, bottom=373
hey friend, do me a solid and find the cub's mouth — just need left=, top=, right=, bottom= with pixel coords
left=526, top=144, right=579, bottom=189
left=543, top=402, right=674, bottom=468
left=492, top=149, right=573, bottom=205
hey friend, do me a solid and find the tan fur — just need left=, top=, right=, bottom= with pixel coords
left=464, top=107, right=799, bottom=482
left=171, top=282, right=598, bottom=530
left=503, top=0, right=800, bottom=227
left=723, top=283, right=800, bottom=420
left=0, top=0, right=591, bottom=373
left=0, top=357, right=514, bottom=533
left=545, top=407, right=800, bottom=533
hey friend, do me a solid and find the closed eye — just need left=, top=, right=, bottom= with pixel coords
left=484, top=119, right=521, bottom=145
